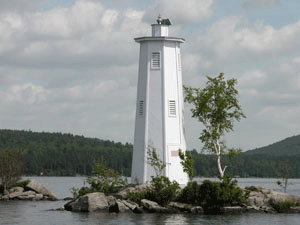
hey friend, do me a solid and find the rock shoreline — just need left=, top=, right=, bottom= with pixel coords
left=0, top=179, right=58, bottom=201
left=2, top=181, right=300, bottom=214
left=62, top=185, right=300, bottom=214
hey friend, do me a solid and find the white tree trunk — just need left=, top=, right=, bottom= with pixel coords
left=215, top=140, right=227, bottom=177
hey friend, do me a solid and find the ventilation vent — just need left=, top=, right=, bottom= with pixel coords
left=151, top=52, right=160, bottom=69
left=169, top=100, right=176, bottom=116
left=138, top=100, right=144, bottom=116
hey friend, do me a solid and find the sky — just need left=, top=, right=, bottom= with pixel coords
left=1, top=0, right=300, bottom=152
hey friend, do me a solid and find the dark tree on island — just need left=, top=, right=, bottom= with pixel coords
left=0, top=147, right=24, bottom=190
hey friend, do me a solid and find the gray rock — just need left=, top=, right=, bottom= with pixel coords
left=141, top=199, right=173, bottom=213
left=106, top=195, right=117, bottom=206
left=1, top=195, right=9, bottom=201
left=22, top=191, right=36, bottom=196
left=246, top=185, right=300, bottom=209
left=168, top=202, right=203, bottom=213
left=116, top=200, right=132, bottom=213
left=9, top=187, right=24, bottom=193
left=16, top=195, right=35, bottom=200
left=70, top=192, right=109, bottom=212
left=8, top=191, right=23, bottom=199
left=26, top=179, right=57, bottom=200
left=121, top=200, right=139, bottom=211
left=64, top=199, right=76, bottom=211
left=115, top=184, right=151, bottom=199
left=33, top=194, right=44, bottom=201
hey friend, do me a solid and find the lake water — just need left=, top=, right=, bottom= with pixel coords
left=1, top=177, right=300, bottom=225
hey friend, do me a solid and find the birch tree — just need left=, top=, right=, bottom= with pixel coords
left=184, top=73, right=246, bottom=177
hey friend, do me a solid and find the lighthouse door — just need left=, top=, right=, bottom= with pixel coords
left=167, top=145, right=185, bottom=183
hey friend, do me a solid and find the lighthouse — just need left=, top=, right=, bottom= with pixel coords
left=131, top=17, right=188, bottom=185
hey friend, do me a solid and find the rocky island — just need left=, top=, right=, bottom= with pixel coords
left=0, top=179, right=57, bottom=201
left=63, top=184, right=300, bottom=214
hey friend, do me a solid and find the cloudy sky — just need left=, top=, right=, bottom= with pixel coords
left=0, top=0, right=299, bottom=151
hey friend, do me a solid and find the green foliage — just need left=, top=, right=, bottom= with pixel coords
left=184, top=73, right=246, bottom=177
left=276, top=160, right=293, bottom=193
left=127, top=191, right=147, bottom=205
left=128, top=176, right=180, bottom=207
left=199, top=175, right=247, bottom=214
left=176, top=181, right=200, bottom=205
left=178, top=149, right=194, bottom=181
left=147, top=176, right=180, bottom=206
left=70, top=187, right=80, bottom=199
left=14, top=179, right=30, bottom=189
left=0, top=147, right=24, bottom=190
left=147, top=146, right=166, bottom=176
left=73, top=158, right=127, bottom=197
left=177, top=174, right=248, bottom=214
left=0, top=129, right=132, bottom=176
left=269, top=198, right=297, bottom=213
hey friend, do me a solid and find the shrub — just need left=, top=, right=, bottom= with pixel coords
left=269, top=198, right=297, bottom=213
left=14, top=179, right=30, bottom=189
left=71, top=158, right=127, bottom=198
left=128, top=176, right=180, bottom=207
left=147, top=176, right=180, bottom=206
left=176, top=174, right=248, bottom=214
left=176, top=181, right=200, bottom=205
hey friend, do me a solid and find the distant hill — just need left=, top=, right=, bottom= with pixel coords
left=1, top=129, right=300, bottom=178
left=0, top=129, right=133, bottom=176
left=244, top=134, right=300, bottom=156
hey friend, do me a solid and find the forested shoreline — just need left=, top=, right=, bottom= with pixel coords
left=1, top=129, right=300, bottom=178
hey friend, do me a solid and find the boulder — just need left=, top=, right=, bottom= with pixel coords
left=33, top=194, right=44, bottom=201
left=116, top=200, right=132, bottom=213
left=22, top=191, right=36, bottom=196
left=64, top=199, right=76, bottom=211
left=121, top=200, right=139, bottom=212
left=68, top=192, right=109, bottom=212
left=8, top=187, right=24, bottom=193
left=168, top=202, right=203, bottom=214
left=246, top=185, right=300, bottom=209
left=26, top=179, right=57, bottom=200
left=8, top=191, right=23, bottom=199
left=115, top=184, right=151, bottom=199
left=141, top=199, right=174, bottom=213
left=1, top=195, right=9, bottom=201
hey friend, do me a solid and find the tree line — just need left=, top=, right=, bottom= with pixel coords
left=1, top=129, right=300, bottom=178
left=0, top=129, right=132, bottom=176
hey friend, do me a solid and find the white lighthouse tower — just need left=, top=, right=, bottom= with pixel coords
left=131, top=17, right=188, bottom=185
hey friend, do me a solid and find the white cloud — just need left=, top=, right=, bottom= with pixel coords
left=189, top=16, right=300, bottom=67
left=0, top=83, right=50, bottom=105
left=257, top=106, right=300, bottom=124
left=1, top=0, right=300, bottom=151
left=242, top=0, right=280, bottom=9
left=144, top=0, right=215, bottom=25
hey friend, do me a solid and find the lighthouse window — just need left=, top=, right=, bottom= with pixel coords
left=169, top=100, right=176, bottom=116
left=139, top=100, right=144, bottom=116
left=151, top=52, right=160, bottom=69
